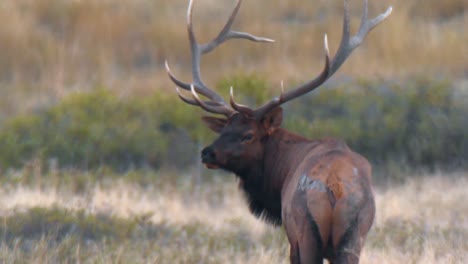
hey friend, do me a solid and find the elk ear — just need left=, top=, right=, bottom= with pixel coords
left=261, top=107, right=283, bottom=134
left=202, top=116, right=227, bottom=133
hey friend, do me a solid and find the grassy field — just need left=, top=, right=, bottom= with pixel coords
left=0, top=171, right=466, bottom=263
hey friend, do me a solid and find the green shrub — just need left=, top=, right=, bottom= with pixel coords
left=0, top=76, right=466, bottom=173
left=283, top=78, right=468, bottom=170
left=0, top=90, right=204, bottom=171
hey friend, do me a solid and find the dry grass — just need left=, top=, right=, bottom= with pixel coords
left=0, top=171, right=467, bottom=263
left=0, top=0, right=466, bottom=118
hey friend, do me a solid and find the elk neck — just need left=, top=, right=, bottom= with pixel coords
left=235, top=128, right=314, bottom=225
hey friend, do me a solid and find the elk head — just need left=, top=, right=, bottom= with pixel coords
left=165, top=0, right=392, bottom=173
left=199, top=106, right=284, bottom=173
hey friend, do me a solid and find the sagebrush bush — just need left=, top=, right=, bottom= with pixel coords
left=0, top=89, right=200, bottom=171
left=0, top=76, right=466, bottom=174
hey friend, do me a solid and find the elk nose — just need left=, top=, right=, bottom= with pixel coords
left=201, top=147, right=216, bottom=162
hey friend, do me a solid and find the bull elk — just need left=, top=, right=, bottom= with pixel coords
left=165, top=0, right=391, bottom=263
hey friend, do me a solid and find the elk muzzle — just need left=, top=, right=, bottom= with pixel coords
left=201, top=147, right=220, bottom=169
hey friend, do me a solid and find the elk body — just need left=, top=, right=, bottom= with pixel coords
left=165, top=0, right=392, bottom=263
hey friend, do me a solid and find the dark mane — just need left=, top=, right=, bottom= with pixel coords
left=237, top=177, right=283, bottom=226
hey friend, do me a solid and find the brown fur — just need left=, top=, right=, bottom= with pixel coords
left=201, top=109, right=375, bottom=263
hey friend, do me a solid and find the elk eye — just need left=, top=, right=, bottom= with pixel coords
left=241, top=133, right=254, bottom=142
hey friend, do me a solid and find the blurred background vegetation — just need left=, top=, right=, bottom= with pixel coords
left=0, top=1, right=467, bottom=263
left=0, top=0, right=466, bottom=177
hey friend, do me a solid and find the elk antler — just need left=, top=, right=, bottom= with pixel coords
left=252, top=0, right=392, bottom=119
left=165, top=0, right=274, bottom=117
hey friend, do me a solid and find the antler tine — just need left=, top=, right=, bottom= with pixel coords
left=176, top=87, right=200, bottom=106
left=167, top=59, right=230, bottom=111
left=165, top=60, right=191, bottom=91
left=176, top=87, right=224, bottom=107
left=168, top=0, right=274, bottom=116
left=189, top=0, right=274, bottom=100
left=230, top=87, right=254, bottom=117
left=329, top=0, right=392, bottom=75
left=189, top=85, right=235, bottom=116
left=189, top=0, right=274, bottom=99
left=201, top=0, right=274, bottom=54
left=254, top=35, right=331, bottom=118
left=186, top=0, right=226, bottom=104
left=253, top=0, right=391, bottom=119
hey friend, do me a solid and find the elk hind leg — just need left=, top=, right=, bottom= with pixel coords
left=286, top=196, right=325, bottom=263
left=287, top=218, right=325, bottom=264
left=331, top=195, right=375, bottom=264
left=289, top=241, right=300, bottom=264
left=300, top=218, right=325, bottom=263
